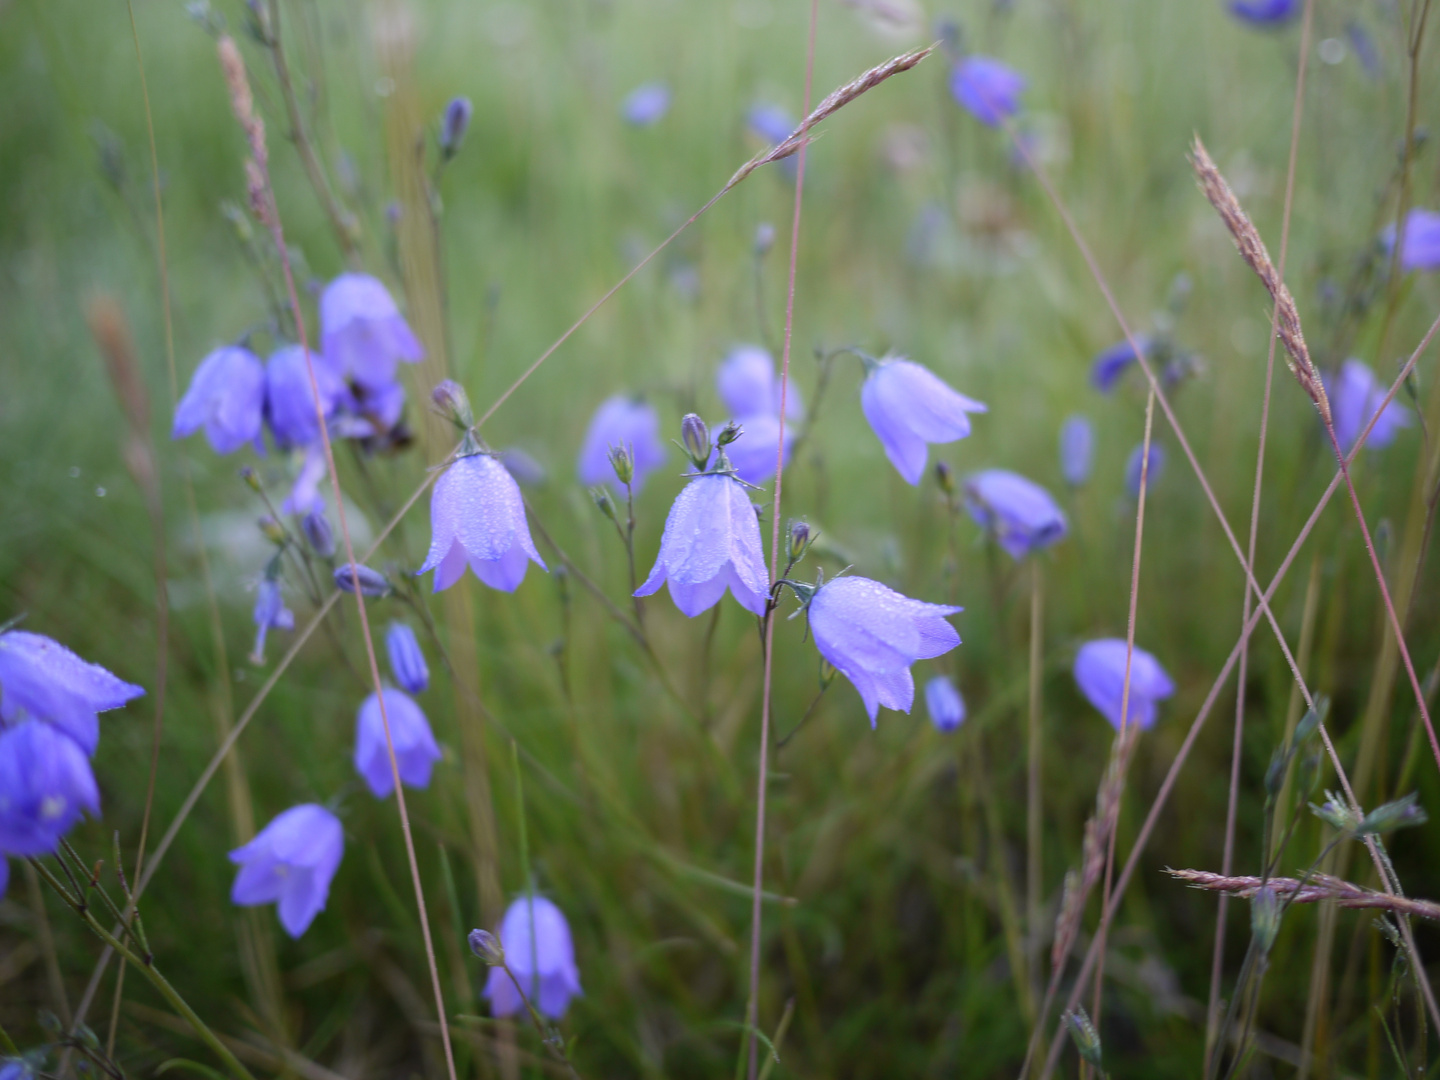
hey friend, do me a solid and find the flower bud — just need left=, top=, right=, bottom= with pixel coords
left=608, top=443, right=634, bottom=486
left=439, top=97, right=473, bottom=160
left=934, top=460, right=955, bottom=496
left=1357, top=791, right=1427, bottom=835
left=1063, top=1008, right=1103, bottom=1069
left=1311, top=791, right=1360, bottom=832
left=754, top=222, right=776, bottom=256
left=716, top=420, right=743, bottom=448
left=302, top=504, right=335, bottom=557
left=1294, top=696, right=1327, bottom=746
left=239, top=465, right=262, bottom=493
left=258, top=515, right=286, bottom=546
left=333, top=563, right=391, bottom=597
left=591, top=487, right=618, bottom=523
left=1250, top=885, right=1280, bottom=955
left=468, top=928, right=504, bottom=966
left=431, top=379, right=474, bottom=429
left=787, top=520, right=812, bottom=563
left=681, top=413, right=710, bottom=468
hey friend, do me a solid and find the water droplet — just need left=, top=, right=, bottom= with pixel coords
left=69, top=466, right=81, bottom=479
left=95, top=486, right=107, bottom=497
left=1318, top=38, right=1346, bottom=64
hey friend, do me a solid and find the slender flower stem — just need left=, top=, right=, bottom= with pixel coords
left=499, top=963, right=582, bottom=1080
left=1026, top=558, right=1044, bottom=1004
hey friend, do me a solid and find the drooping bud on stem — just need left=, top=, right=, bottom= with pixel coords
left=431, top=379, right=475, bottom=429
left=333, top=563, right=391, bottom=598
left=439, top=97, right=473, bottom=160
left=681, top=413, right=711, bottom=469
left=608, top=443, right=634, bottom=487
left=468, top=928, right=504, bottom=966
left=302, top=504, right=336, bottom=558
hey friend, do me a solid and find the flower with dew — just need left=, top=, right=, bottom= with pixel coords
left=354, top=688, right=441, bottom=798
left=229, top=803, right=344, bottom=938
left=0, top=629, right=144, bottom=756
left=1325, top=358, right=1413, bottom=454
left=1073, top=638, right=1175, bottom=730
left=484, top=895, right=583, bottom=1020
left=1381, top=209, right=1440, bottom=274
left=386, top=622, right=429, bottom=694
left=964, top=470, right=1068, bottom=560
left=860, top=356, right=987, bottom=485
left=172, top=344, right=266, bottom=454
left=250, top=578, right=294, bottom=665
left=622, top=81, right=671, bottom=126
left=264, top=344, right=344, bottom=449
left=420, top=452, right=547, bottom=593
left=1125, top=442, right=1166, bottom=497
left=718, top=413, right=795, bottom=486
left=1060, top=414, right=1095, bottom=487
left=806, top=576, right=962, bottom=726
left=717, top=344, right=804, bottom=420
left=925, top=675, right=966, bottom=733
left=577, top=396, right=666, bottom=491
left=1229, top=0, right=1300, bottom=25
left=949, top=56, right=1025, bottom=127
left=0, top=720, right=101, bottom=856
left=1090, top=335, right=1150, bottom=393
left=319, top=273, right=424, bottom=389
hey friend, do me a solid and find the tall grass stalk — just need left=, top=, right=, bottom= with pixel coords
left=1026, top=559, right=1044, bottom=1005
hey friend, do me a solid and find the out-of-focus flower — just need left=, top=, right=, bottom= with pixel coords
left=925, top=675, right=965, bottom=733
left=0, top=720, right=100, bottom=856
left=717, top=345, right=804, bottom=420
left=229, top=803, right=344, bottom=938
left=333, top=563, right=392, bottom=597
left=250, top=578, right=294, bottom=665
left=963, top=470, right=1068, bottom=559
left=747, top=104, right=794, bottom=145
left=339, top=379, right=407, bottom=439
left=354, top=688, right=441, bottom=798
left=282, top=444, right=329, bottom=516
left=1073, top=639, right=1175, bottom=730
left=419, top=453, right=546, bottom=592
left=577, top=397, right=666, bottom=491
left=861, top=357, right=987, bottom=485
left=302, top=500, right=336, bottom=557
left=385, top=622, right=429, bottom=694
left=1090, top=336, right=1150, bottom=393
left=1346, top=20, right=1381, bottom=78
left=1060, top=414, right=1094, bottom=487
left=264, top=344, right=345, bottom=449
left=808, top=576, right=962, bottom=725
left=1382, top=209, right=1440, bottom=274
left=499, top=447, right=547, bottom=487
left=0, top=858, right=7, bottom=899
left=483, top=895, right=583, bottom=1019
left=439, top=96, right=473, bottom=158
left=319, top=274, right=424, bottom=389
left=949, top=56, right=1025, bottom=127
left=1228, top=0, right=1300, bottom=25
left=718, top=413, right=794, bottom=486
left=0, top=630, right=144, bottom=756
left=172, top=345, right=266, bottom=454
left=622, top=82, right=671, bottom=126
left=1125, top=442, right=1166, bottom=497
left=1325, top=358, right=1413, bottom=453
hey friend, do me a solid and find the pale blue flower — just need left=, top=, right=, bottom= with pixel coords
left=747, top=104, right=794, bottom=145
left=500, top=447, right=547, bottom=487
left=1125, top=442, right=1166, bottom=497
left=622, top=82, right=671, bottom=126
left=861, top=357, right=987, bottom=485
left=354, top=688, right=441, bottom=798
left=419, top=453, right=546, bottom=593
left=963, top=470, right=1068, bottom=560
left=577, top=397, right=666, bottom=491
left=1060, top=415, right=1094, bottom=487
left=949, top=56, right=1025, bottom=127
left=1326, top=359, right=1413, bottom=453
left=386, top=623, right=429, bottom=694
left=440, top=97, right=473, bottom=157
left=172, top=345, right=266, bottom=454
left=229, top=803, right=344, bottom=938
left=0, top=720, right=100, bottom=856
left=250, top=579, right=294, bottom=665
left=717, top=345, right=803, bottom=420
left=264, top=345, right=344, bottom=449
left=484, top=895, right=583, bottom=1019
left=319, top=273, right=424, bottom=389
left=925, top=675, right=965, bottom=733
left=1382, top=209, right=1440, bottom=274
left=0, top=630, right=144, bottom=755
left=1073, top=639, right=1175, bottom=730
left=302, top=500, right=336, bottom=557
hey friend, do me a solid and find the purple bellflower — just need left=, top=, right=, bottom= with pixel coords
left=385, top=622, right=429, bottom=694
left=0, top=720, right=101, bottom=856
left=250, top=579, right=294, bottom=665
left=1382, top=209, right=1440, bottom=274
left=808, top=576, right=962, bottom=726
left=172, top=345, right=266, bottom=454
left=861, top=356, right=987, bottom=485
left=499, top=447, right=547, bottom=487
left=229, top=803, right=344, bottom=938
left=577, top=397, right=666, bottom=491
left=949, top=56, right=1025, bottom=127
left=484, top=895, right=583, bottom=1020
left=354, top=688, right=441, bottom=799
left=1060, top=414, right=1095, bottom=487
left=0, top=630, right=144, bottom=756
left=319, top=273, right=424, bottom=389
left=420, top=452, right=546, bottom=593
left=1229, top=0, right=1300, bottom=25
left=1326, top=358, right=1413, bottom=453
left=717, top=345, right=804, bottom=420
left=963, top=470, right=1068, bottom=559
left=719, top=413, right=794, bottom=486
left=1074, top=639, right=1175, bottom=730
left=1090, top=335, right=1150, bottom=393
left=747, top=104, right=794, bottom=145
left=337, top=378, right=407, bottom=439
left=622, top=82, right=671, bottom=126
left=925, top=675, right=966, bottom=733
left=264, top=345, right=344, bottom=449
left=1125, top=442, right=1166, bottom=497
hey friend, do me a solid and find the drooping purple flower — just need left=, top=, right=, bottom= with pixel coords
left=1073, top=639, right=1175, bottom=730
left=172, top=345, right=266, bottom=454
left=1325, top=358, right=1413, bottom=453
left=250, top=579, right=294, bottom=665
left=949, top=56, right=1025, bottom=127
left=0, top=630, right=144, bottom=756
left=319, top=273, right=424, bottom=389
left=483, top=895, right=583, bottom=1020
left=925, top=675, right=965, bottom=733
left=1228, top=0, right=1300, bottom=25
left=719, top=413, right=795, bottom=486
left=861, top=357, right=987, bottom=485
left=963, top=470, right=1068, bottom=559
left=622, top=82, right=671, bottom=126
left=0, top=720, right=101, bottom=856
left=808, top=576, right=962, bottom=726
left=439, top=96, right=473, bottom=158
left=576, top=397, right=667, bottom=491
left=1060, top=414, right=1095, bottom=487
left=333, top=563, right=391, bottom=597
left=419, top=453, right=547, bottom=593
left=386, top=623, right=429, bottom=694
left=1090, top=336, right=1150, bottom=393
left=353, top=688, right=441, bottom=798
left=635, top=472, right=769, bottom=617
left=264, top=345, right=345, bottom=449
left=229, top=803, right=344, bottom=939
left=1381, top=209, right=1440, bottom=274
left=1125, top=442, right=1166, bottom=497
left=499, top=447, right=547, bottom=487
left=716, top=345, right=804, bottom=420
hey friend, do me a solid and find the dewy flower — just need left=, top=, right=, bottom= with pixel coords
left=622, top=81, right=671, bottom=126
left=1090, top=335, right=1150, bottom=393
left=635, top=470, right=770, bottom=617
left=386, top=622, right=429, bottom=694
left=354, top=688, right=442, bottom=798
left=229, top=803, right=344, bottom=939
left=420, top=452, right=547, bottom=593
left=949, top=56, right=1025, bottom=128
left=717, top=345, right=804, bottom=420
left=250, top=579, right=294, bottom=665
left=925, top=675, right=966, bottom=733
left=172, top=344, right=266, bottom=454
left=0, top=629, right=144, bottom=755
left=484, top=895, right=583, bottom=1020
left=264, top=344, right=344, bottom=449
left=1073, top=638, right=1175, bottom=730
left=1382, top=209, right=1440, bottom=274
left=1229, top=0, right=1300, bottom=25
left=0, top=720, right=101, bottom=856
left=808, top=576, right=962, bottom=726
left=964, top=470, right=1068, bottom=559
left=719, top=413, right=794, bottom=486
left=861, top=356, right=987, bottom=485
left=319, top=273, right=424, bottom=389
left=1125, top=442, right=1166, bottom=497
left=1060, top=414, right=1095, bottom=487
left=576, top=396, right=666, bottom=491
left=1326, top=358, right=1413, bottom=453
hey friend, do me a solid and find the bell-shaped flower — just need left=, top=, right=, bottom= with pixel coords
left=808, top=576, right=962, bottom=725
left=622, top=81, right=671, bottom=126
left=172, top=345, right=266, bottom=454
left=634, top=471, right=769, bottom=617
left=229, top=803, right=344, bottom=938
left=1326, top=358, right=1413, bottom=453
left=264, top=345, right=345, bottom=449
left=385, top=623, right=429, bottom=694
left=319, top=273, right=424, bottom=389
left=861, top=357, right=987, bottom=485
left=716, top=345, right=804, bottom=420
left=250, top=579, right=294, bottom=665
left=1382, top=209, right=1440, bottom=274
left=949, top=56, right=1025, bottom=127
left=963, top=470, right=1068, bottom=560
left=0, top=720, right=101, bottom=856
left=576, top=397, right=666, bottom=491
left=1229, top=0, right=1299, bottom=24
left=1090, top=335, right=1150, bottom=393
left=354, top=688, right=441, bottom=798
left=483, top=895, right=583, bottom=1020
left=1073, top=639, right=1175, bottom=730
left=0, top=630, right=144, bottom=756
left=419, top=453, right=547, bottom=593
left=1125, top=442, right=1166, bottom=497
left=1060, top=414, right=1094, bottom=487
left=719, top=413, right=795, bottom=486
left=925, top=675, right=966, bottom=733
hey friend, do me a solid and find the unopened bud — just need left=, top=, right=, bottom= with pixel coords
left=591, top=487, right=617, bottom=523
left=716, top=420, right=742, bottom=448
left=239, top=465, right=262, bottom=493
left=1063, top=1007, right=1103, bottom=1068
left=258, top=515, right=286, bottom=545
left=1263, top=746, right=1287, bottom=800
left=935, top=460, right=955, bottom=495
left=754, top=222, right=776, bottom=256
left=333, top=563, right=391, bottom=597
left=468, top=928, right=504, bottom=966
left=1294, top=696, right=1327, bottom=745
left=787, top=520, right=812, bottom=563
left=1250, top=885, right=1280, bottom=954
left=681, top=413, right=710, bottom=468
left=431, top=379, right=474, bottom=429
left=608, top=443, right=634, bottom=486
left=302, top=504, right=335, bottom=557
left=1358, top=792, right=1427, bottom=835
left=1311, top=791, right=1360, bottom=832
left=819, top=658, right=837, bottom=688
left=439, top=97, right=473, bottom=160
